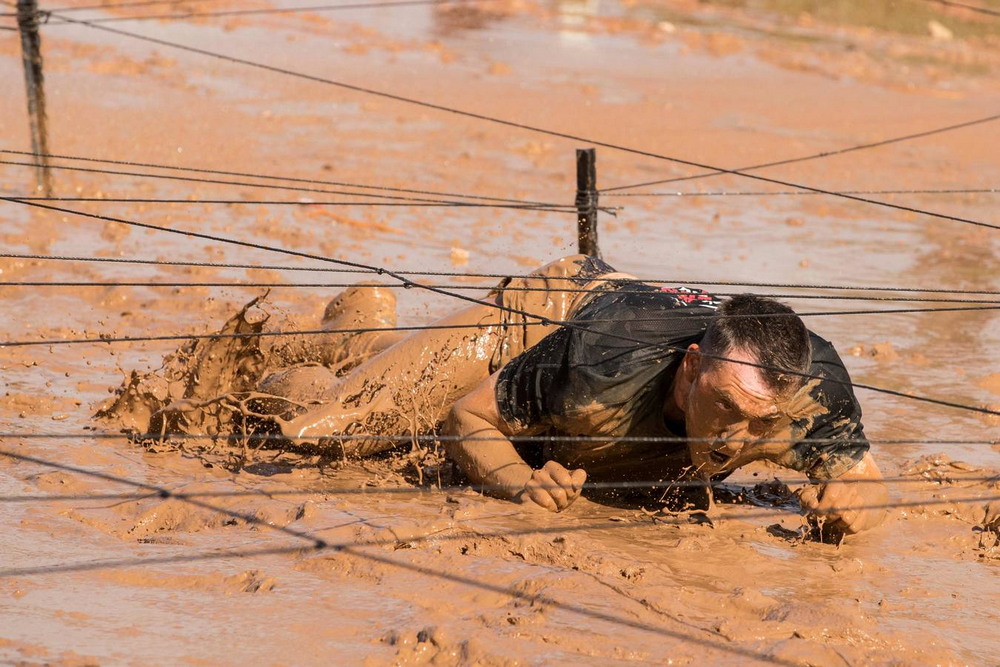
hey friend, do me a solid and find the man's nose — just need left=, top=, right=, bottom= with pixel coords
left=714, top=437, right=745, bottom=456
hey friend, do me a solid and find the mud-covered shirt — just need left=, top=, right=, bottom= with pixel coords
left=495, top=282, right=869, bottom=481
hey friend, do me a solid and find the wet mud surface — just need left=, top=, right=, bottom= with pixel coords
left=2, top=0, right=1000, bottom=664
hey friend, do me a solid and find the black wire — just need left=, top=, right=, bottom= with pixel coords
left=7, top=443, right=983, bottom=667
left=1, top=0, right=218, bottom=14
left=4, top=252, right=999, bottom=297
left=5, top=279, right=1000, bottom=304
left=0, top=446, right=669, bottom=658
left=2, top=432, right=998, bottom=446
left=0, top=148, right=574, bottom=209
left=600, top=112, right=1000, bottom=193
left=3, top=196, right=596, bottom=212
left=0, top=194, right=394, bottom=275
left=42, top=14, right=1000, bottom=233
left=0, top=490, right=980, bottom=667
left=604, top=187, right=1000, bottom=198
left=40, top=0, right=499, bottom=23
left=0, top=322, right=534, bottom=348
left=0, top=160, right=574, bottom=212
left=0, top=529, right=788, bottom=666
left=927, top=0, right=1000, bottom=18
left=1, top=444, right=997, bottom=573
left=2, top=195, right=588, bottom=211
left=5, top=466, right=1000, bottom=503
left=4, top=305, right=1000, bottom=349
left=2, top=195, right=998, bottom=418
left=3, top=490, right=998, bottom=569
left=3, top=448, right=998, bottom=523
left=0, top=251, right=406, bottom=276
left=0, top=439, right=802, bottom=667
left=3, top=472, right=997, bottom=502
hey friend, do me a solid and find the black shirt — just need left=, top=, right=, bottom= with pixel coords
left=495, top=282, right=868, bottom=481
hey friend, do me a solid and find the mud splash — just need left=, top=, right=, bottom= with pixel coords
left=96, top=285, right=402, bottom=445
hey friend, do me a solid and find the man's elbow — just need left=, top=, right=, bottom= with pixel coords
left=442, top=396, right=495, bottom=460
left=442, top=401, right=471, bottom=457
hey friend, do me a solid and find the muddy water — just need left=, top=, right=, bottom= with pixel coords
left=2, top=0, right=999, bottom=664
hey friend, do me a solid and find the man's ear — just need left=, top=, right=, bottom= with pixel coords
left=682, top=343, right=702, bottom=378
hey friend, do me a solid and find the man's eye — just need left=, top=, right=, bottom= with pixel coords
left=715, top=400, right=734, bottom=412
left=753, top=416, right=781, bottom=429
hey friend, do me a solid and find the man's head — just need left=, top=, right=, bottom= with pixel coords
left=671, top=294, right=812, bottom=478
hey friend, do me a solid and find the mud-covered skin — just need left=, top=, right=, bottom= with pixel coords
left=99, top=251, right=866, bottom=507
left=97, top=252, right=878, bottom=538
left=96, top=255, right=612, bottom=454
left=446, top=272, right=884, bottom=532
left=278, top=255, right=621, bottom=455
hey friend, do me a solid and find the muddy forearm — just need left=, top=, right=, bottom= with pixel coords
left=443, top=403, right=533, bottom=500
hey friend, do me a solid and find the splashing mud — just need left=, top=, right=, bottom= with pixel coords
left=96, top=285, right=402, bottom=447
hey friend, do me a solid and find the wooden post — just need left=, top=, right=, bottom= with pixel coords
left=575, top=148, right=599, bottom=257
left=16, top=0, right=52, bottom=196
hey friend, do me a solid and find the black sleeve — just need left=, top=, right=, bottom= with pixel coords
left=785, top=334, right=870, bottom=481
left=495, top=286, right=716, bottom=436
left=494, top=327, right=572, bottom=432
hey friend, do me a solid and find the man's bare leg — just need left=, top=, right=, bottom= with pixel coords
left=279, top=254, right=613, bottom=458
left=279, top=301, right=507, bottom=456
left=253, top=283, right=409, bottom=404
left=263, top=283, right=405, bottom=370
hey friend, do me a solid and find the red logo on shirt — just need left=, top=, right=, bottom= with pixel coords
left=659, top=286, right=721, bottom=307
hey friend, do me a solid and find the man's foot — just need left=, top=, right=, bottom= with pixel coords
left=322, top=283, right=397, bottom=330
left=318, top=284, right=405, bottom=369
left=257, top=365, right=342, bottom=404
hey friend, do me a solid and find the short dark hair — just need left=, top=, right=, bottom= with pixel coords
left=700, top=294, right=812, bottom=394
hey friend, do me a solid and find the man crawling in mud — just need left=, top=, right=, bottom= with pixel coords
left=101, top=255, right=887, bottom=536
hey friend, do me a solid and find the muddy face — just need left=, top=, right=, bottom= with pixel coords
left=680, top=347, right=791, bottom=478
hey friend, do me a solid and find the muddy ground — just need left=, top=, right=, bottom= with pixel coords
left=2, top=0, right=1000, bottom=663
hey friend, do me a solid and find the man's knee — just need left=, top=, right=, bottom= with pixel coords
left=530, top=254, right=616, bottom=281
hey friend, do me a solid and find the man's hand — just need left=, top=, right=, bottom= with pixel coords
left=799, top=480, right=886, bottom=535
left=519, top=461, right=587, bottom=512
left=798, top=452, right=888, bottom=537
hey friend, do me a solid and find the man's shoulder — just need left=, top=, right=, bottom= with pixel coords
left=802, top=331, right=861, bottom=419
left=560, top=285, right=721, bottom=365
left=580, top=283, right=722, bottom=315
left=573, top=284, right=721, bottom=345
left=807, top=331, right=850, bottom=375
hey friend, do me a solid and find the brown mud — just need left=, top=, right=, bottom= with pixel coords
left=1, top=0, right=999, bottom=664
left=95, top=283, right=403, bottom=438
